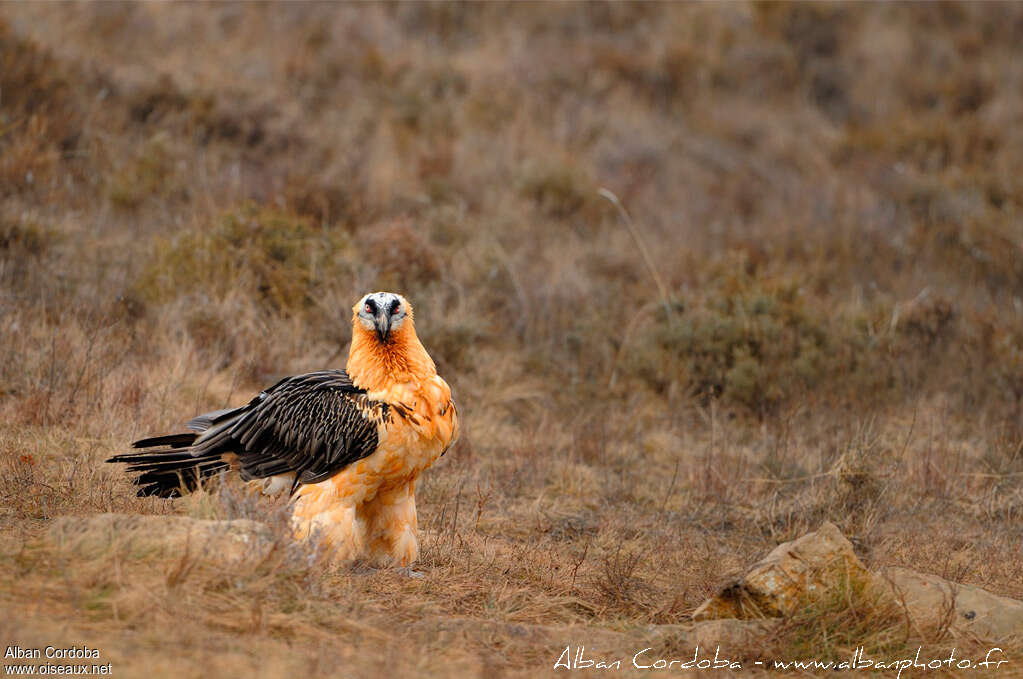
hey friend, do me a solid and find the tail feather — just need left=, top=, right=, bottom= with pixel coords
left=186, top=405, right=247, bottom=433
left=107, top=433, right=231, bottom=498
left=131, top=458, right=231, bottom=498
left=131, top=433, right=198, bottom=449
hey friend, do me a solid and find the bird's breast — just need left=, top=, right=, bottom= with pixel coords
left=295, top=378, right=457, bottom=513
left=371, top=375, right=458, bottom=466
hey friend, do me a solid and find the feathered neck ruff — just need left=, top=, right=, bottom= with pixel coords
left=346, top=311, right=436, bottom=393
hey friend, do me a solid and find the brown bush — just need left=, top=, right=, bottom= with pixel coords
left=360, top=217, right=441, bottom=293
left=0, top=20, right=85, bottom=196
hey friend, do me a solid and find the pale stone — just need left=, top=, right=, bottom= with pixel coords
left=692, top=521, right=1023, bottom=641
left=693, top=521, right=868, bottom=620
left=648, top=619, right=781, bottom=649
left=47, top=513, right=276, bottom=564
left=878, top=566, right=1023, bottom=641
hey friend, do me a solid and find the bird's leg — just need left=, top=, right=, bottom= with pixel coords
left=363, top=481, right=420, bottom=568
left=291, top=482, right=365, bottom=563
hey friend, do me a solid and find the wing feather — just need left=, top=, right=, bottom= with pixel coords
left=190, top=369, right=387, bottom=485
left=110, top=369, right=388, bottom=497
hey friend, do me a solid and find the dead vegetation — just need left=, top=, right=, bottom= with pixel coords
left=1, top=2, right=1022, bottom=677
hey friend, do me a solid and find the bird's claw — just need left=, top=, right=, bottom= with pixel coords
left=396, top=566, right=424, bottom=578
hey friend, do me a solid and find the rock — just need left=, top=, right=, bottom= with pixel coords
left=687, top=618, right=780, bottom=649
left=693, top=522, right=868, bottom=620
left=648, top=619, right=781, bottom=650
left=877, top=566, right=1023, bottom=641
left=401, top=618, right=781, bottom=663
left=47, top=513, right=276, bottom=564
left=693, top=521, right=1023, bottom=641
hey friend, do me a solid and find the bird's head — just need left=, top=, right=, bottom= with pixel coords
left=353, top=291, right=412, bottom=344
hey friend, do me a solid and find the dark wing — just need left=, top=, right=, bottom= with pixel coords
left=108, top=370, right=389, bottom=496
left=191, top=370, right=389, bottom=484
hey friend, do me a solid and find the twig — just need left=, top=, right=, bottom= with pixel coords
left=570, top=536, right=592, bottom=590
left=599, top=188, right=673, bottom=322
left=898, top=407, right=918, bottom=459
left=660, top=459, right=680, bottom=513
left=0, top=117, right=26, bottom=141
left=607, top=300, right=659, bottom=389
left=67, top=324, right=102, bottom=407
left=490, top=237, right=531, bottom=339
left=740, top=470, right=840, bottom=484
left=42, top=330, right=58, bottom=424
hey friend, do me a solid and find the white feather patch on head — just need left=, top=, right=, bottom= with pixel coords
left=353, top=291, right=410, bottom=331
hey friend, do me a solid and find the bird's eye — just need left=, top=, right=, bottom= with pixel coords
left=365, top=300, right=376, bottom=314
left=390, top=300, right=401, bottom=314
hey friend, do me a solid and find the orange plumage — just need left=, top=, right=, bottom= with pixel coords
left=290, top=293, right=458, bottom=567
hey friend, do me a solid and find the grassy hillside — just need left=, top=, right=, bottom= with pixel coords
left=2, top=3, right=1022, bottom=676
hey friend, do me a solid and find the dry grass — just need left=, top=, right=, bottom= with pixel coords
left=2, top=3, right=1023, bottom=677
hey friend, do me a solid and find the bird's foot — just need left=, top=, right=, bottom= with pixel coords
left=395, top=566, right=424, bottom=578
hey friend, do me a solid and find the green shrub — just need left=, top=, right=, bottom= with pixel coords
left=627, top=262, right=892, bottom=415
left=132, top=204, right=354, bottom=313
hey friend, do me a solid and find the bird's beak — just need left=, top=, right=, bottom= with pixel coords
left=374, top=310, right=391, bottom=343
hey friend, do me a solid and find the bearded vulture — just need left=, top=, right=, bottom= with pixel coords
left=107, top=292, right=459, bottom=568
